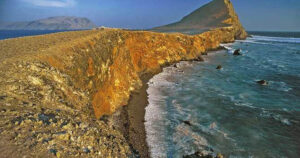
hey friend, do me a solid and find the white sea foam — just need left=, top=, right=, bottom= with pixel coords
left=252, top=35, right=300, bottom=44
left=220, top=43, right=235, bottom=53
left=237, top=40, right=274, bottom=46
left=145, top=65, right=179, bottom=158
left=268, top=81, right=292, bottom=92
left=260, top=110, right=292, bottom=126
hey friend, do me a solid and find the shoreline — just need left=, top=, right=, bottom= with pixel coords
left=0, top=16, right=247, bottom=157
left=111, top=47, right=226, bottom=157
left=109, top=72, right=155, bottom=158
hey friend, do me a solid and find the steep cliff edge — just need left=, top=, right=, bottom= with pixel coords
left=0, top=0, right=247, bottom=157
left=152, top=0, right=247, bottom=39
left=0, top=27, right=242, bottom=157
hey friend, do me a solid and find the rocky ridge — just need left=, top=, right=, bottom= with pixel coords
left=0, top=0, right=247, bottom=157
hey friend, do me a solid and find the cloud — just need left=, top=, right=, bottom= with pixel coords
left=22, top=0, right=76, bottom=7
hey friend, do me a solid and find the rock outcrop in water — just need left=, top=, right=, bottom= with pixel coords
left=233, top=48, right=242, bottom=55
left=0, top=16, right=96, bottom=30
left=0, top=0, right=247, bottom=157
left=257, top=80, right=268, bottom=86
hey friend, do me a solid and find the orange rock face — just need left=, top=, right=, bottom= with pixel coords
left=35, top=27, right=242, bottom=118
left=0, top=26, right=246, bottom=119
left=47, top=27, right=241, bottom=118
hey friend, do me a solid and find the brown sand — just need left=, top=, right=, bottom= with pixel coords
left=109, top=73, right=154, bottom=158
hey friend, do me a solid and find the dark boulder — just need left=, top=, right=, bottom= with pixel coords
left=183, top=151, right=224, bottom=158
left=183, top=120, right=192, bottom=126
left=233, top=49, right=242, bottom=56
left=216, top=65, right=222, bottom=70
left=183, top=151, right=213, bottom=158
left=202, top=52, right=208, bottom=56
left=193, top=56, right=205, bottom=62
left=257, top=80, right=268, bottom=85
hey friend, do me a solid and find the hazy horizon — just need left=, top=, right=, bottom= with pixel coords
left=0, top=0, right=299, bottom=32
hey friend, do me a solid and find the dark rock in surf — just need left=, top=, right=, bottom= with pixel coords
left=233, top=49, right=241, bottom=56
left=183, top=151, right=213, bottom=158
left=216, top=65, right=222, bottom=70
left=183, top=120, right=192, bottom=126
left=202, top=52, right=208, bottom=56
left=257, top=80, right=268, bottom=85
left=217, top=46, right=226, bottom=50
left=193, top=56, right=205, bottom=62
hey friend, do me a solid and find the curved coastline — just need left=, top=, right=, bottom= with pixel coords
left=0, top=27, right=245, bottom=157
left=114, top=48, right=228, bottom=158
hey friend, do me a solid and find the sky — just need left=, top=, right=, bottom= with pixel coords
left=0, top=0, right=299, bottom=31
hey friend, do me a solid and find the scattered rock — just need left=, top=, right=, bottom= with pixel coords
left=216, top=65, right=222, bottom=70
left=42, top=138, right=52, bottom=144
left=210, top=122, right=217, bottom=129
left=233, top=49, right=242, bottom=56
left=62, top=123, right=73, bottom=130
left=100, top=115, right=109, bottom=124
left=83, top=147, right=91, bottom=153
left=22, top=101, right=29, bottom=106
left=218, top=46, right=226, bottom=50
left=202, top=52, right=208, bottom=56
left=49, top=149, right=57, bottom=156
left=183, top=151, right=213, bottom=158
left=12, top=116, right=24, bottom=125
left=38, top=113, right=57, bottom=125
left=56, top=152, right=62, bottom=158
left=257, top=80, right=268, bottom=86
left=216, top=153, right=224, bottom=158
left=193, top=56, right=205, bottom=62
left=0, top=95, right=6, bottom=100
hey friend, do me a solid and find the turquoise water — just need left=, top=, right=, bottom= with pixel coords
left=145, top=34, right=300, bottom=158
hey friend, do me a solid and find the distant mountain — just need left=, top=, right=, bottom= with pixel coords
left=151, top=0, right=247, bottom=37
left=0, top=16, right=97, bottom=30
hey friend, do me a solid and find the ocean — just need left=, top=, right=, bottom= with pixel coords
left=145, top=32, right=300, bottom=158
left=0, top=30, right=74, bottom=40
left=1, top=30, right=299, bottom=158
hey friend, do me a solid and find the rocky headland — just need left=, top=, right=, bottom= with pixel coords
left=0, top=0, right=247, bottom=157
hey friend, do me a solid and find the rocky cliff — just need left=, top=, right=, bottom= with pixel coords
left=0, top=0, right=247, bottom=157
left=152, top=0, right=247, bottom=39
left=0, top=16, right=96, bottom=30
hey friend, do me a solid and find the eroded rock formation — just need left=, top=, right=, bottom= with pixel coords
left=0, top=0, right=247, bottom=157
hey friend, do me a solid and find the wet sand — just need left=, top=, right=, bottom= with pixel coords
left=110, top=73, right=155, bottom=158
left=109, top=50, right=224, bottom=157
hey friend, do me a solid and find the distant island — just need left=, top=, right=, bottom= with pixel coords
left=0, top=16, right=96, bottom=30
